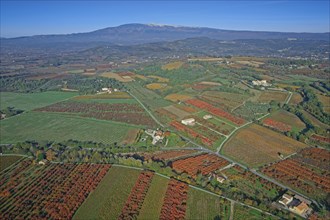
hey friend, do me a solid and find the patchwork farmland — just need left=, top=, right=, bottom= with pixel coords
left=261, top=148, right=330, bottom=202
left=35, top=100, right=156, bottom=127
left=222, top=124, right=307, bottom=167
left=0, top=161, right=110, bottom=219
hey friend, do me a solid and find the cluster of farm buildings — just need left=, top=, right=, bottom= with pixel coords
left=278, top=193, right=312, bottom=218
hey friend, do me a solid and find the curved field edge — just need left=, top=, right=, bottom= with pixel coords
left=0, top=111, right=140, bottom=144
left=73, top=166, right=141, bottom=220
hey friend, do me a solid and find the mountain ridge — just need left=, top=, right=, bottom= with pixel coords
left=2, top=23, right=329, bottom=44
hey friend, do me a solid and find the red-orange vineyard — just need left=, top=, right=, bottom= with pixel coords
left=160, top=179, right=188, bottom=220
left=118, top=171, right=154, bottom=219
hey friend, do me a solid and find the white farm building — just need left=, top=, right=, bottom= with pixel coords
left=181, top=118, right=195, bottom=126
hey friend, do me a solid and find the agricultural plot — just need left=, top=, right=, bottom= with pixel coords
left=165, top=93, right=192, bottom=102
left=126, top=82, right=171, bottom=110
left=185, top=187, right=231, bottom=220
left=263, top=118, right=292, bottom=132
left=289, top=92, right=304, bottom=105
left=201, top=91, right=250, bottom=111
left=162, top=61, right=184, bottom=70
left=119, top=171, right=154, bottom=219
left=310, top=134, right=330, bottom=146
left=233, top=203, right=276, bottom=220
left=163, top=105, right=191, bottom=119
left=316, top=94, right=330, bottom=113
left=221, top=165, right=284, bottom=201
left=164, top=133, right=190, bottom=148
left=236, top=104, right=269, bottom=121
left=170, top=121, right=216, bottom=147
left=0, top=162, right=110, bottom=219
left=73, top=91, right=132, bottom=100
left=0, top=91, right=77, bottom=111
left=195, top=111, right=236, bottom=134
left=0, top=112, right=135, bottom=144
left=171, top=153, right=229, bottom=178
left=0, top=155, right=23, bottom=172
left=261, top=148, right=330, bottom=202
left=257, top=91, right=288, bottom=104
left=222, top=124, right=307, bottom=167
left=146, top=83, right=167, bottom=90
left=186, top=99, right=245, bottom=126
left=192, top=82, right=217, bottom=91
left=160, top=178, right=189, bottom=220
left=35, top=100, right=156, bottom=127
left=302, top=110, right=330, bottom=129
left=74, top=166, right=141, bottom=220
left=121, top=128, right=140, bottom=145
left=75, top=98, right=137, bottom=104
left=101, top=72, right=134, bottom=82
left=147, top=75, right=169, bottom=83
left=138, top=175, right=170, bottom=220
left=264, top=110, right=306, bottom=132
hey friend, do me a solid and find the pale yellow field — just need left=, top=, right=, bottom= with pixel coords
left=165, top=93, right=192, bottom=102
left=146, top=83, right=167, bottom=90
left=236, top=60, right=264, bottom=67
left=161, top=61, right=184, bottom=70
left=131, top=74, right=148, bottom=80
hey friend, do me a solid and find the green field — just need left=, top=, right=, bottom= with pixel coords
left=0, top=111, right=139, bottom=144
left=0, top=155, right=23, bottom=171
left=137, top=174, right=170, bottom=220
left=185, top=187, right=231, bottom=220
left=73, top=166, right=141, bottom=220
left=126, top=82, right=171, bottom=110
left=0, top=91, right=78, bottom=111
left=233, top=203, right=276, bottom=220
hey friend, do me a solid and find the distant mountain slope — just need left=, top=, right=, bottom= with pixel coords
left=80, top=37, right=329, bottom=59
left=1, top=23, right=329, bottom=47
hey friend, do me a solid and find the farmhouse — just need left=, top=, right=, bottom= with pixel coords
left=203, top=114, right=213, bottom=120
left=1, top=114, right=6, bottom=120
left=216, top=176, right=226, bottom=183
left=100, top=88, right=112, bottom=93
left=181, top=118, right=195, bottom=126
left=251, top=80, right=271, bottom=87
left=279, top=194, right=293, bottom=206
left=279, top=194, right=312, bottom=218
left=209, top=173, right=226, bottom=183
left=290, top=202, right=310, bottom=216
left=145, top=129, right=165, bottom=145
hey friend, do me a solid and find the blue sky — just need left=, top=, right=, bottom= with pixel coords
left=1, top=1, right=329, bottom=37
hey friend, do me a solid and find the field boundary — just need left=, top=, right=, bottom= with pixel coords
left=110, top=163, right=278, bottom=219
left=127, top=90, right=165, bottom=127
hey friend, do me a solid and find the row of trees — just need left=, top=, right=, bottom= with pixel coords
left=0, top=74, right=125, bottom=94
